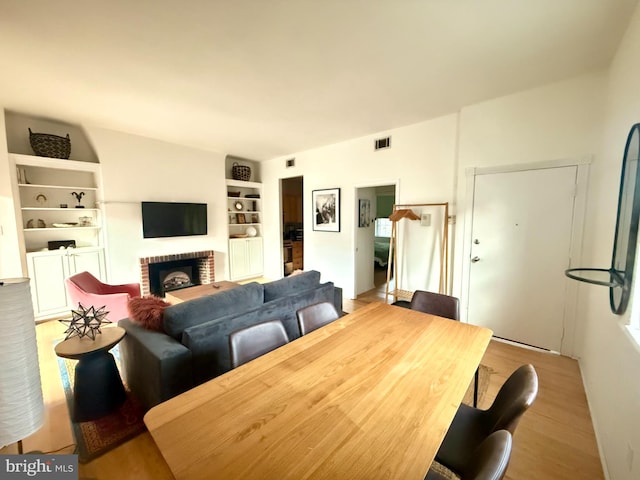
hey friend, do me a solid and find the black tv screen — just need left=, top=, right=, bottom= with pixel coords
left=142, top=202, right=208, bottom=238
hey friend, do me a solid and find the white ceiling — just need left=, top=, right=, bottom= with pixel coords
left=0, top=0, right=637, bottom=160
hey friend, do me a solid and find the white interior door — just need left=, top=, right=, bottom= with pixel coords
left=467, top=166, right=577, bottom=351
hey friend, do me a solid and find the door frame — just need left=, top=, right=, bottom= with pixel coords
left=460, top=157, right=591, bottom=356
left=352, top=180, right=399, bottom=300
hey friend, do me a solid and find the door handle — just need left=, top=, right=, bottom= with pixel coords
left=471, top=256, right=480, bottom=263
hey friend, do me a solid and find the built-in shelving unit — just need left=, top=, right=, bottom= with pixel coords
left=226, top=178, right=263, bottom=281
left=9, top=152, right=105, bottom=319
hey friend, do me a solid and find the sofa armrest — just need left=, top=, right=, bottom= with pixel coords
left=118, top=318, right=193, bottom=410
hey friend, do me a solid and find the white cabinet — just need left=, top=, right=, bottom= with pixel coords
left=229, top=238, right=263, bottom=281
left=26, top=247, right=106, bottom=319
left=226, top=178, right=263, bottom=280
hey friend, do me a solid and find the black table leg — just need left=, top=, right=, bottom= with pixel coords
left=72, top=350, right=126, bottom=422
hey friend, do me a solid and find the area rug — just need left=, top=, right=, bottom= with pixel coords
left=56, top=345, right=147, bottom=463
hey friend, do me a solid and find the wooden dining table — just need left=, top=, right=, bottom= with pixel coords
left=144, top=302, right=493, bottom=480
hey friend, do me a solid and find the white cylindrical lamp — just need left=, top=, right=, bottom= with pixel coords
left=0, top=278, right=44, bottom=450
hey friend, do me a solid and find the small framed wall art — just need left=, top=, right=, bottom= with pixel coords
left=313, top=188, right=340, bottom=232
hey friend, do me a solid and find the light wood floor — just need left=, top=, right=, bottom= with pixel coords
left=2, top=284, right=604, bottom=480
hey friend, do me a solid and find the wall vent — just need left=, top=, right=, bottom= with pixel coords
left=374, top=136, right=391, bottom=150
left=286, top=158, right=295, bottom=168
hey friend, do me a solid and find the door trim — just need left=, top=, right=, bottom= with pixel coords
left=460, top=157, right=591, bottom=356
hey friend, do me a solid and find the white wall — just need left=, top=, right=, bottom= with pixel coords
left=84, top=128, right=229, bottom=284
left=261, top=114, right=459, bottom=299
left=454, top=71, right=607, bottom=299
left=0, top=111, right=23, bottom=278
left=576, top=4, right=640, bottom=479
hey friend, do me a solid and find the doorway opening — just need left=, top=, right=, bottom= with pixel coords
left=354, top=184, right=396, bottom=298
left=281, top=176, right=303, bottom=277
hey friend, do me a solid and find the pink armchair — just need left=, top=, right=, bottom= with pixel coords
left=65, top=271, right=141, bottom=322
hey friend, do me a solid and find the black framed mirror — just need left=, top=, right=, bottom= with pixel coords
left=565, top=123, right=640, bottom=315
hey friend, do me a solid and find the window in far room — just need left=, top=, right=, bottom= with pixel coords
left=375, top=218, right=392, bottom=238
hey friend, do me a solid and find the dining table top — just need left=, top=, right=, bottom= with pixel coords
left=144, top=301, right=493, bottom=480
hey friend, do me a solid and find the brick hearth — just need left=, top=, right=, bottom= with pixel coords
left=139, top=250, right=215, bottom=296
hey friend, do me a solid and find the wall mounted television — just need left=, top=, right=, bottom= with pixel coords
left=141, top=202, right=208, bottom=238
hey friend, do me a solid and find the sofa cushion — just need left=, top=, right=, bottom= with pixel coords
left=183, top=281, right=337, bottom=381
left=263, top=270, right=321, bottom=302
left=163, top=282, right=264, bottom=339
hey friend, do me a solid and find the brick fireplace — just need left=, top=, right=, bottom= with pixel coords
left=139, top=250, right=215, bottom=296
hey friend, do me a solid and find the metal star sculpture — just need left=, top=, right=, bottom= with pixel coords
left=60, top=303, right=110, bottom=340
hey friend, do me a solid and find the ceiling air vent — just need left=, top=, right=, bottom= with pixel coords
left=374, top=136, right=391, bottom=151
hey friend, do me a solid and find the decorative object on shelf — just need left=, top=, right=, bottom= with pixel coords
left=312, top=188, right=341, bottom=232
left=236, top=213, right=246, bottom=224
left=234, top=200, right=244, bottom=211
left=245, top=193, right=260, bottom=199
left=79, top=216, right=93, bottom=226
left=251, top=214, right=259, bottom=223
left=71, top=191, right=85, bottom=208
left=48, top=240, right=76, bottom=250
left=566, top=123, right=640, bottom=315
left=230, top=233, right=248, bottom=238
left=60, top=203, right=68, bottom=208
left=0, top=278, right=45, bottom=454
left=28, top=128, right=71, bottom=159
left=16, top=167, right=28, bottom=184
left=26, top=218, right=46, bottom=229
left=53, top=222, right=78, bottom=228
left=232, top=162, right=251, bottom=181
left=228, top=191, right=241, bottom=197
left=35, top=193, right=48, bottom=206
left=60, top=303, right=110, bottom=340
left=246, top=226, right=257, bottom=237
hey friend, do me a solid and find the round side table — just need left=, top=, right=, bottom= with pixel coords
left=55, top=326, right=127, bottom=422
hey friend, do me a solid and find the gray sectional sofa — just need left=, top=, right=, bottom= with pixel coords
left=118, top=270, right=342, bottom=409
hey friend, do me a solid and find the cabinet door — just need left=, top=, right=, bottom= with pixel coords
left=68, top=248, right=105, bottom=280
left=229, top=239, right=249, bottom=280
left=247, top=238, right=264, bottom=277
left=27, top=252, right=70, bottom=317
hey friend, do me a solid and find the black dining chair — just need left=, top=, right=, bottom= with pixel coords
left=409, top=290, right=480, bottom=406
left=434, top=364, right=538, bottom=476
left=426, top=430, right=513, bottom=480
left=296, top=301, right=340, bottom=335
left=229, top=320, right=289, bottom=368
left=410, top=290, right=460, bottom=321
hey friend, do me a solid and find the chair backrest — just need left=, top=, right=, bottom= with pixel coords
left=486, top=364, right=538, bottom=434
left=296, top=301, right=340, bottom=335
left=462, top=430, right=512, bottom=480
left=410, top=290, right=460, bottom=321
left=229, top=320, right=289, bottom=368
left=67, top=271, right=102, bottom=294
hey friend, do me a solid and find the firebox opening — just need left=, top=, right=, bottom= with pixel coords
left=149, top=258, right=201, bottom=296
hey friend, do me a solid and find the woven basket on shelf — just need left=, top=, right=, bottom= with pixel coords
left=232, top=162, right=251, bottom=181
left=29, top=128, right=71, bottom=159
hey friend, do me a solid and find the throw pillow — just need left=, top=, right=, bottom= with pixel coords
left=127, top=295, right=170, bottom=331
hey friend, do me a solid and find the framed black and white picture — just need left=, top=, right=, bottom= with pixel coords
left=312, top=188, right=340, bottom=232
left=359, top=199, right=371, bottom=228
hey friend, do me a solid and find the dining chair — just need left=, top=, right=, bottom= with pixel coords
left=425, top=430, right=512, bottom=480
left=410, top=290, right=460, bottom=320
left=409, top=290, right=480, bottom=406
left=229, top=320, right=289, bottom=368
left=296, top=301, right=340, bottom=335
left=434, top=364, right=538, bottom=475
